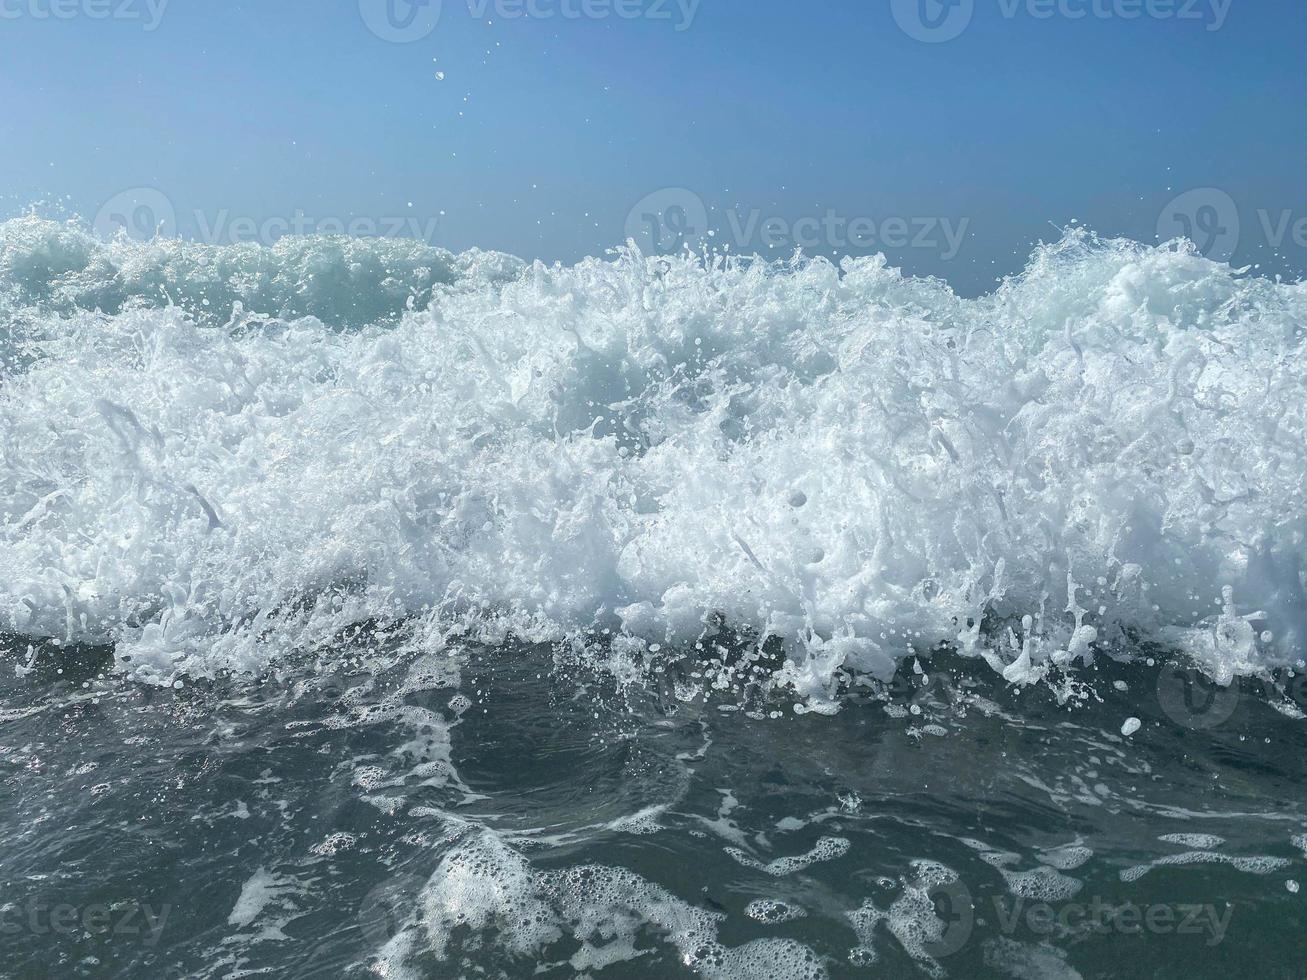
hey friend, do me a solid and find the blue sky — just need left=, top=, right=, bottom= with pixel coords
left=1, top=0, right=1304, bottom=293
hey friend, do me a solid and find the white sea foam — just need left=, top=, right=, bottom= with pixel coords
left=746, top=898, right=808, bottom=923
left=375, top=830, right=827, bottom=978
left=1120, top=850, right=1291, bottom=883
left=1036, top=844, right=1093, bottom=871
left=4, top=217, right=1307, bottom=699
left=1159, top=833, right=1225, bottom=849
left=978, top=848, right=1083, bottom=901
left=725, top=836, right=851, bottom=876
left=847, top=860, right=965, bottom=979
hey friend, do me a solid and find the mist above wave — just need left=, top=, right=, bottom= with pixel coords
left=3, top=217, right=1306, bottom=698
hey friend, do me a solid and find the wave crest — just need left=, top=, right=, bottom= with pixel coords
left=3, top=219, right=1306, bottom=696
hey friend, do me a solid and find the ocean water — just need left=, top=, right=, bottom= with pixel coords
left=2, top=216, right=1307, bottom=977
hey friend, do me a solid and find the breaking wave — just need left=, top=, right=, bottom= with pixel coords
left=3, top=215, right=1307, bottom=700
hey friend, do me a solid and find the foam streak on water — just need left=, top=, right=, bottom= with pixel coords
left=3, top=217, right=1307, bottom=696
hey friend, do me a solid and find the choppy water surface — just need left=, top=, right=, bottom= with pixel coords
left=3, top=638, right=1307, bottom=978
left=3, top=217, right=1307, bottom=976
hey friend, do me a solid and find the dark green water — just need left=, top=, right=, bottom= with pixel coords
left=3, top=638, right=1305, bottom=979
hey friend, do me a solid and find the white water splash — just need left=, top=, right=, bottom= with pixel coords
left=3, top=218, right=1307, bottom=699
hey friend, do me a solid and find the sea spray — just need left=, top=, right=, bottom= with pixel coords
left=3, top=217, right=1307, bottom=700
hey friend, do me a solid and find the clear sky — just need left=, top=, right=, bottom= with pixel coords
left=2, top=0, right=1304, bottom=293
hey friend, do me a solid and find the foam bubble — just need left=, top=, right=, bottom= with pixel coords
left=847, top=860, right=966, bottom=979
left=726, top=837, right=851, bottom=876
left=1160, top=833, right=1226, bottom=849
left=745, top=899, right=808, bottom=923
left=1120, top=850, right=1291, bottom=882
left=1037, top=845, right=1093, bottom=871
left=381, top=831, right=827, bottom=977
